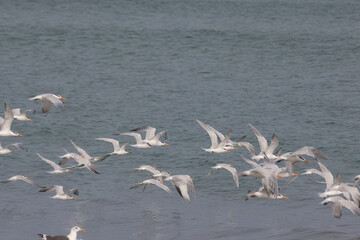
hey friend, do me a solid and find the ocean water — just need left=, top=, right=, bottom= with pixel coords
left=1, top=0, right=360, bottom=239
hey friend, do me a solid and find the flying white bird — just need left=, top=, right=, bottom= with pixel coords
left=29, top=93, right=66, bottom=115
left=95, top=138, right=130, bottom=158
left=12, top=108, right=33, bottom=122
left=1, top=175, right=43, bottom=187
left=275, top=146, right=328, bottom=163
left=0, top=142, right=27, bottom=154
left=208, top=163, right=239, bottom=188
left=321, top=196, right=360, bottom=218
left=37, top=153, right=72, bottom=174
left=165, top=175, right=196, bottom=202
left=0, top=103, right=23, bottom=136
left=246, top=186, right=288, bottom=200
left=240, top=154, right=282, bottom=198
left=130, top=179, right=172, bottom=195
left=39, top=185, right=79, bottom=200
left=58, top=146, right=100, bottom=174
left=131, top=126, right=169, bottom=146
left=120, top=132, right=152, bottom=148
left=246, top=123, right=280, bottom=160
left=353, top=175, right=360, bottom=187
left=197, top=119, right=231, bottom=153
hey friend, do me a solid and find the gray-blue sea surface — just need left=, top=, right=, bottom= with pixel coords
left=1, top=0, right=360, bottom=239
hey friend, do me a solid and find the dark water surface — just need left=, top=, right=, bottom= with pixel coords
left=1, top=0, right=360, bottom=239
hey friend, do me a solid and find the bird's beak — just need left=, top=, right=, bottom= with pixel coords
left=226, top=150, right=230, bottom=152
left=11, top=150, right=15, bottom=152
left=26, top=177, right=30, bottom=179
left=164, top=143, right=169, bottom=145
left=91, top=164, right=95, bottom=167
left=292, top=173, right=298, bottom=176
left=234, top=147, right=238, bottom=150
left=169, top=173, right=172, bottom=175
left=81, top=156, right=85, bottom=158
left=60, top=97, right=67, bottom=99
left=304, top=160, right=311, bottom=163
left=80, top=229, right=85, bottom=231
left=72, top=197, right=77, bottom=200
left=154, top=168, right=157, bottom=170
left=229, top=164, right=233, bottom=166
left=127, top=152, right=130, bottom=154
left=67, top=169, right=72, bottom=171
left=17, top=133, right=23, bottom=136
left=276, top=174, right=283, bottom=178
left=282, top=196, right=288, bottom=199
left=160, top=181, right=164, bottom=183
left=28, top=119, right=33, bottom=122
